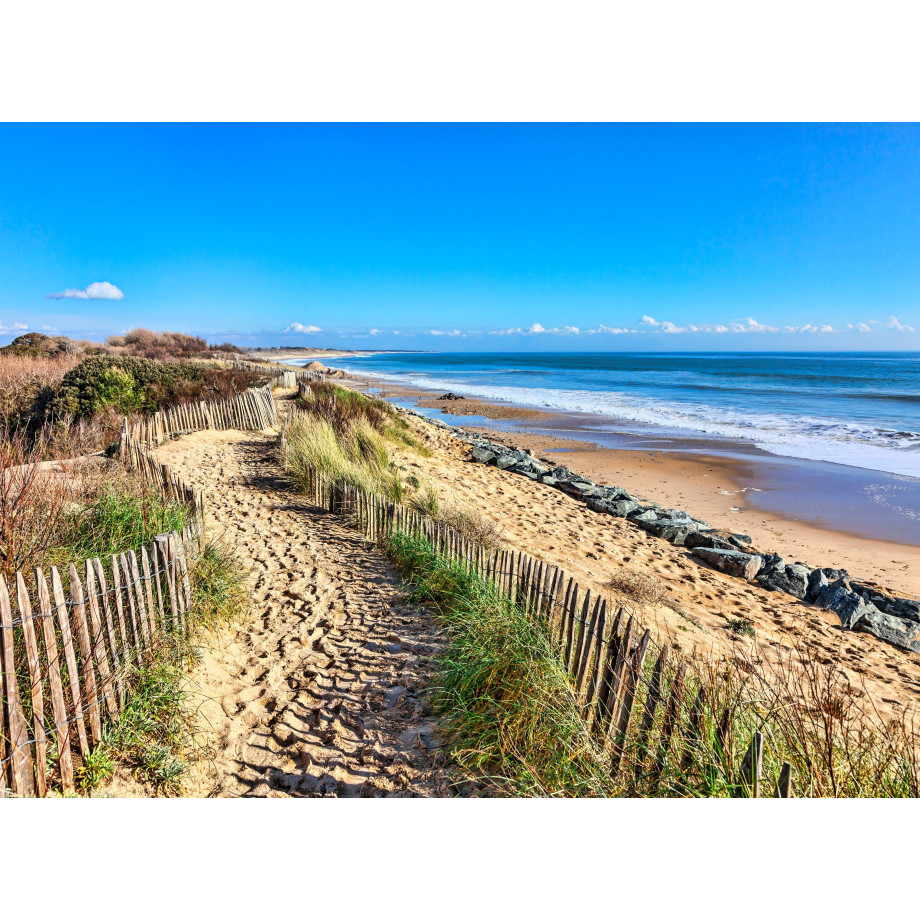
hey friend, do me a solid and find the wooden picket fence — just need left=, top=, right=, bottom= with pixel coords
left=0, top=520, right=203, bottom=797
left=121, top=383, right=278, bottom=447
left=1, top=415, right=212, bottom=796
left=293, top=464, right=795, bottom=797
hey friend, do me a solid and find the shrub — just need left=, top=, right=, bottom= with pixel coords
left=52, top=356, right=206, bottom=418
left=0, top=352, right=80, bottom=428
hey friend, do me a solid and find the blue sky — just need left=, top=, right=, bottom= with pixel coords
left=1, top=123, right=918, bottom=351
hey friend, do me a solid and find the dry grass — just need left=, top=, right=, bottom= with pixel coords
left=0, top=353, right=80, bottom=426
left=440, top=504, right=505, bottom=552
left=0, top=432, right=190, bottom=578
left=605, top=568, right=673, bottom=608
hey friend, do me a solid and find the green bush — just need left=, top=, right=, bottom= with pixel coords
left=51, top=356, right=205, bottom=418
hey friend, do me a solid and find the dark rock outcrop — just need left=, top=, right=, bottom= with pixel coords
left=691, top=547, right=763, bottom=580
left=856, top=609, right=920, bottom=651
left=815, top=578, right=874, bottom=629
left=758, top=562, right=812, bottom=600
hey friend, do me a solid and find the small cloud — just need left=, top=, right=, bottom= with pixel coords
left=527, top=323, right=546, bottom=334
left=588, top=324, right=633, bottom=334
left=369, top=328, right=381, bottom=336
left=41, top=324, right=58, bottom=332
left=0, top=319, right=29, bottom=332
left=641, top=315, right=688, bottom=333
left=880, top=315, right=916, bottom=333
left=283, top=323, right=322, bottom=334
left=46, top=281, right=124, bottom=300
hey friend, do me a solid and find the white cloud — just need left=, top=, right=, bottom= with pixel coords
left=283, top=323, right=322, bottom=334
left=490, top=322, right=581, bottom=336
left=369, top=328, right=381, bottom=336
left=427, top=329, right=465, bottom=337
left=41, top=324, right=58, bottom=331
left=847, top=322, right=872, bottom=333
left=0, top=319, right=29, bottom=332
left=641, top=315, right=690, bottom=333
left=46, top=281, right=124, bottom=300
left=877, top=315, right=916, bottom=333
left=587, top=324, right=633, bottom=334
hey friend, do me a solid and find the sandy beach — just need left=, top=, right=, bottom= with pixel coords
left=330, top=376, right=920, bottom=601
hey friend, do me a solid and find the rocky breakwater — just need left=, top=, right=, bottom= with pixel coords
left=466, top=435, right=920, bottom=654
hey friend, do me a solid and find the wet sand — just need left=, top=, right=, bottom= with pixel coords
left=346, top=376, right=920, bottom=600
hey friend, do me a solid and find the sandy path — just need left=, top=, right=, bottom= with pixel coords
left=392, top=419, right=920, bottom=723
left=151, top=427, right=452, bottom=797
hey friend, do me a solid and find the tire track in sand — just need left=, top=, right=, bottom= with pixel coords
left=151, top=427, right=453, bottom=797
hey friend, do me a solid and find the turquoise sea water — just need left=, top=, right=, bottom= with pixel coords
left=324, top=351, right=920, bottom=480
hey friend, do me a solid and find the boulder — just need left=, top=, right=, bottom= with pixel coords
left=608, top=499, right=640, bottom=517
left=507, top=460, right=547, bottom=480
left=496, top=453, right=523, bottom=470
left=556, top=479, right=599, bottom=499
left=759, top=563, right=812, bottom=600
left=637, top=517, right=707, bottom=545
left=628, top=508, right=659, bottom=523
left=437, top=392, right=465, bottom=401
left=684, top=530, right=752, bottom=553
left=471, top=446, right=497, bottom=464
left=815, top=579, right=873, bottom=629
left=855, top=609, right=920, bottom=652
left=806, top=567, right=849, bottom=602
left=597, top=485, right=635, bottom=502
left=691, top=547, right=763, bottom=580
left=884, top=597, right=920, bottom=623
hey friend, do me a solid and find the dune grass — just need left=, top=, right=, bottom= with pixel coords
left=385, top=528, right=612, bottom=796
left=283, top=382, right=431, bottom=502
left=384, top=529, right=920, bottom=798
left=78, top=538, right=249, bottom=795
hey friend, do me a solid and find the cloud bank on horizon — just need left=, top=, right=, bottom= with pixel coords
left=46, top=281, right=124, bottom=300
left=347, top=314, right=916, bottom=339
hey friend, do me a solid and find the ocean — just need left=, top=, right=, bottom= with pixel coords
left=324, top=351, right=920, bottom=480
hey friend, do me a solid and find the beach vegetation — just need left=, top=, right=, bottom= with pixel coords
left=384, top=528, right=920, bottom=798
left=81, top=537, right=248, bottom=795
left=604, top=569, right=674, bottom=609
left=0, top=435, right=192, bottom=578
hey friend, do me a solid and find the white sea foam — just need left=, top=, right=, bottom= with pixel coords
left=328, top=364, right=920, bottom=479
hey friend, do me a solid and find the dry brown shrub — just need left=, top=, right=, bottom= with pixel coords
left=440, top=504, right=505, bottom=552
left=0, top=353, right=80, bottom=425
left=0, top=429, right=69, bottom=577
left=604, top=569, right=673, bottom=608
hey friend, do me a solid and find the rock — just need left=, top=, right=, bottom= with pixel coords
left=437, top=392, right=465, bottom=400
left=637, top=517, right=707, bottom=545
left=556, top=479, right=598, bottom=498
left=496, top=453, right=521, bottom=470
left=815, top=578, right=872, bottom=629
left=508, top=461, right=546, bottom=480
left=884, top=597, right=920, bottom=623
left=806, top=567, right=849, bottom=602
left=759, top=562, right=811, bottom=599
left=608, top=499, right=639, bottom=517
left=691, top=547, right=764, bottom=580
left=471, top=446, right=496, bottom=464
left=628, top=508, right=659, bottom=523
left=855, top=608, right=920, bottom=652
left=684, top=530, right=751, bottom=553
